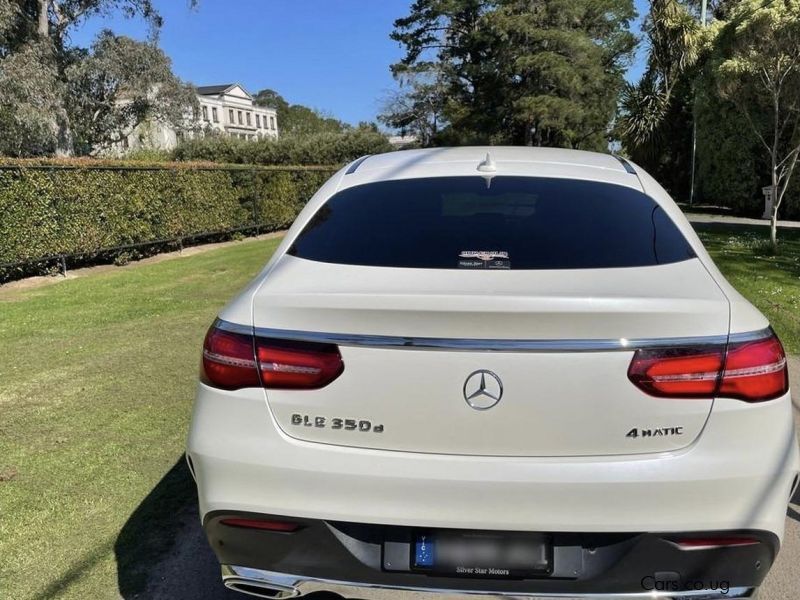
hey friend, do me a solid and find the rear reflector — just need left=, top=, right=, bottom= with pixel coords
left=201, top=323, right=343, bottom=391
left=628, top=331, right=788, bottom=402
left=220, top=518, right=302, bottom=532
left=671, top=536, right=760, bottom=550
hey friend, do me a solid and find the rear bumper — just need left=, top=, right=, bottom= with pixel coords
left=187, top=384, right=799, bottom=537
left=208, top=514, right=773, bottom=598
left=221, top=565, right=756, bottom=599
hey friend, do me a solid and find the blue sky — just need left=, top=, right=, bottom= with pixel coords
left=70, top=0, right=650, bottom=126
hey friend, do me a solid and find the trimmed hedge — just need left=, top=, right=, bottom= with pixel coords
left=172, top=129, right=394, bottom=165
left=0, top=161, right=336, bottom=281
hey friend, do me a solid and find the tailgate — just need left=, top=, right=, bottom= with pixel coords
left=252, top=256, right=728, bottom=457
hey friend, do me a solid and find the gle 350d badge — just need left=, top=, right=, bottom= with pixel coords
left=291, top=414, right=384, bottom=433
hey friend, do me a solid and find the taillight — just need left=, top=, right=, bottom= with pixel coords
left=628, top=347, right=724, bottom=398
left=628, top=331, right=788, bottom=402
left=718, top=337, right=787, bottom=401
left=256, top=338, right=343, bottom=389
left=201, top=323, right=343, bottom=391
left=201, top=327, right=260, bottom=390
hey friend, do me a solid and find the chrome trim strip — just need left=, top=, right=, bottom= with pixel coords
left=221, top=565, right=755, bottom=600
left=214, top=319, right=773, bottom=353
left=214, top=318, right=773, bottom=353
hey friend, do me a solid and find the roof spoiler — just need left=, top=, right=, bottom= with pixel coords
left=345, top=155, right=371, bottom=175
left=613, top=155, right=637, bottom=175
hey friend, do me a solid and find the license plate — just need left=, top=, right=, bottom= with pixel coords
left=412, top=531, right=552, bottom=578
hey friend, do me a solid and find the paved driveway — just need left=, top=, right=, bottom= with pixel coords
left=686, top=213, right=800, bottom=229
left=139, top=360, right=800, bottom=600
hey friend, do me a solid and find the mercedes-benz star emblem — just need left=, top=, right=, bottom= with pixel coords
left=463, top=370, right=503, bottom=410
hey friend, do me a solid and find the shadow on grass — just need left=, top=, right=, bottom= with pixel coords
left=115, top=456, right=236, bottom=599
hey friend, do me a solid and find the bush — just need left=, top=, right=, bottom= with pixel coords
left=0, top=161, right=337, bottom=281
left=172, top=129, right=394, bottom=165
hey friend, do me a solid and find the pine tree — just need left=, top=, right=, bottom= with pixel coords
left=385, top=0, right=636, bottom=149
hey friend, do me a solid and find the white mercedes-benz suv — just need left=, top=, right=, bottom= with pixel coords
left=187, top=147, right=799, bottom=599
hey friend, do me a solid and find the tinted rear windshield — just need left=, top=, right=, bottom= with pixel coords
left=288, top=176, right=695, bottom=270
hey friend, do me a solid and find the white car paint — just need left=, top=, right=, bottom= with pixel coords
left=187, top=147, right=799, bottom=597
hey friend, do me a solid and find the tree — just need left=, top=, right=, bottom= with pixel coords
left=0, top=41, right=65, bottom=155
left=0, top=1, right=18, bottom=54
left=715, top=0, right=800, bottom=247
left=0, top=0, right=189, bottom=156
left=387, top=0, right=636, bottom=148
left=254, top=88, right=289, bottom=114
left=65, top=30, right=197, bottom=154
left=617, top=0, right=703, bottom=155
left=494, top=0, right=637, bottom=148
left=379, top=69, right=446, bottom=145
left=254, top=88, right=348, bottom=136
left=31, top=0, right=163, bottom=43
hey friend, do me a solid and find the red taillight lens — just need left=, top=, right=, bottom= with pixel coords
left=200, top=323, right=344, bottom=391
left=201, top=327, right=260, bottom=390
left=627, top=347, right=724, bottom=398
left=256, top=338, right=343, bottom=389
left=718, top=337, right=788, bottom=401
left=628, top=332, right=788, bottom=402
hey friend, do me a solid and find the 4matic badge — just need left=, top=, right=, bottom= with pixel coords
left=626, top=426, right=684, bottom=439
left=291, top=414, right=384, bottom=433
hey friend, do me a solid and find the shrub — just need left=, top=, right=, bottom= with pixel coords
left=0, top=161, right=337, bottom=281
left=172, top=129, right=394, bottom=165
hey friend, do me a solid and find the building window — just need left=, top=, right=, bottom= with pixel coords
left=270, top=116, right=276, bottom=130
left=255, top=114, right=260, bottom=128
left=237, top=110, right=243, bottom=125
left=245, top=112, right=251, bottom=126
left=202, top=105, right=209, bottom=121
left=229, top=109, right=234, bottom=123
left=212, top=107, right=218, bottom=123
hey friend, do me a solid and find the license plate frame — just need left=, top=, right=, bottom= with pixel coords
left=410, top=530, right=552, bottom=578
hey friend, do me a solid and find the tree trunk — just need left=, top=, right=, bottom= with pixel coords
left=37, top=0, right=49, bottom=37
left=770, top=88, right=780, bottom=251
left=55, top=108, right=73, bottom=157
left=525, top=121, right=534, bottom=146
left=770, top=171, right=778, bottom=251
left=770, top=203, right=778, bottom=249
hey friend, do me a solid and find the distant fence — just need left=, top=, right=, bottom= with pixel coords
left=0, top=163, right=338, bottom=282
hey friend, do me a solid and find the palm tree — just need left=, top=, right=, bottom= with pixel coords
left=618, top=0, right=702, bottom=154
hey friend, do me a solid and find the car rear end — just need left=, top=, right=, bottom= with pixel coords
left=187, top=148, right=799, bottom=599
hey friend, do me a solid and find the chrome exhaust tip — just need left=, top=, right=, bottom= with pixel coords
left=222, top=566, right=300, bottom=598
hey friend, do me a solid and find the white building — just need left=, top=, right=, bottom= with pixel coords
left=194, top=83, right=279, bottom=141
left=119, top=83, right=278, bottom=153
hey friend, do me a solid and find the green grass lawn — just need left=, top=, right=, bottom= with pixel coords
left=694, top=223, right=800, bottom=353
left=0, top=223, right=799, bottom=599
left=0, top=237, right=282, bottom=600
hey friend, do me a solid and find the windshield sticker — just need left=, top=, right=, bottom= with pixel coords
left=458, top=250, right=511, bottom=270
